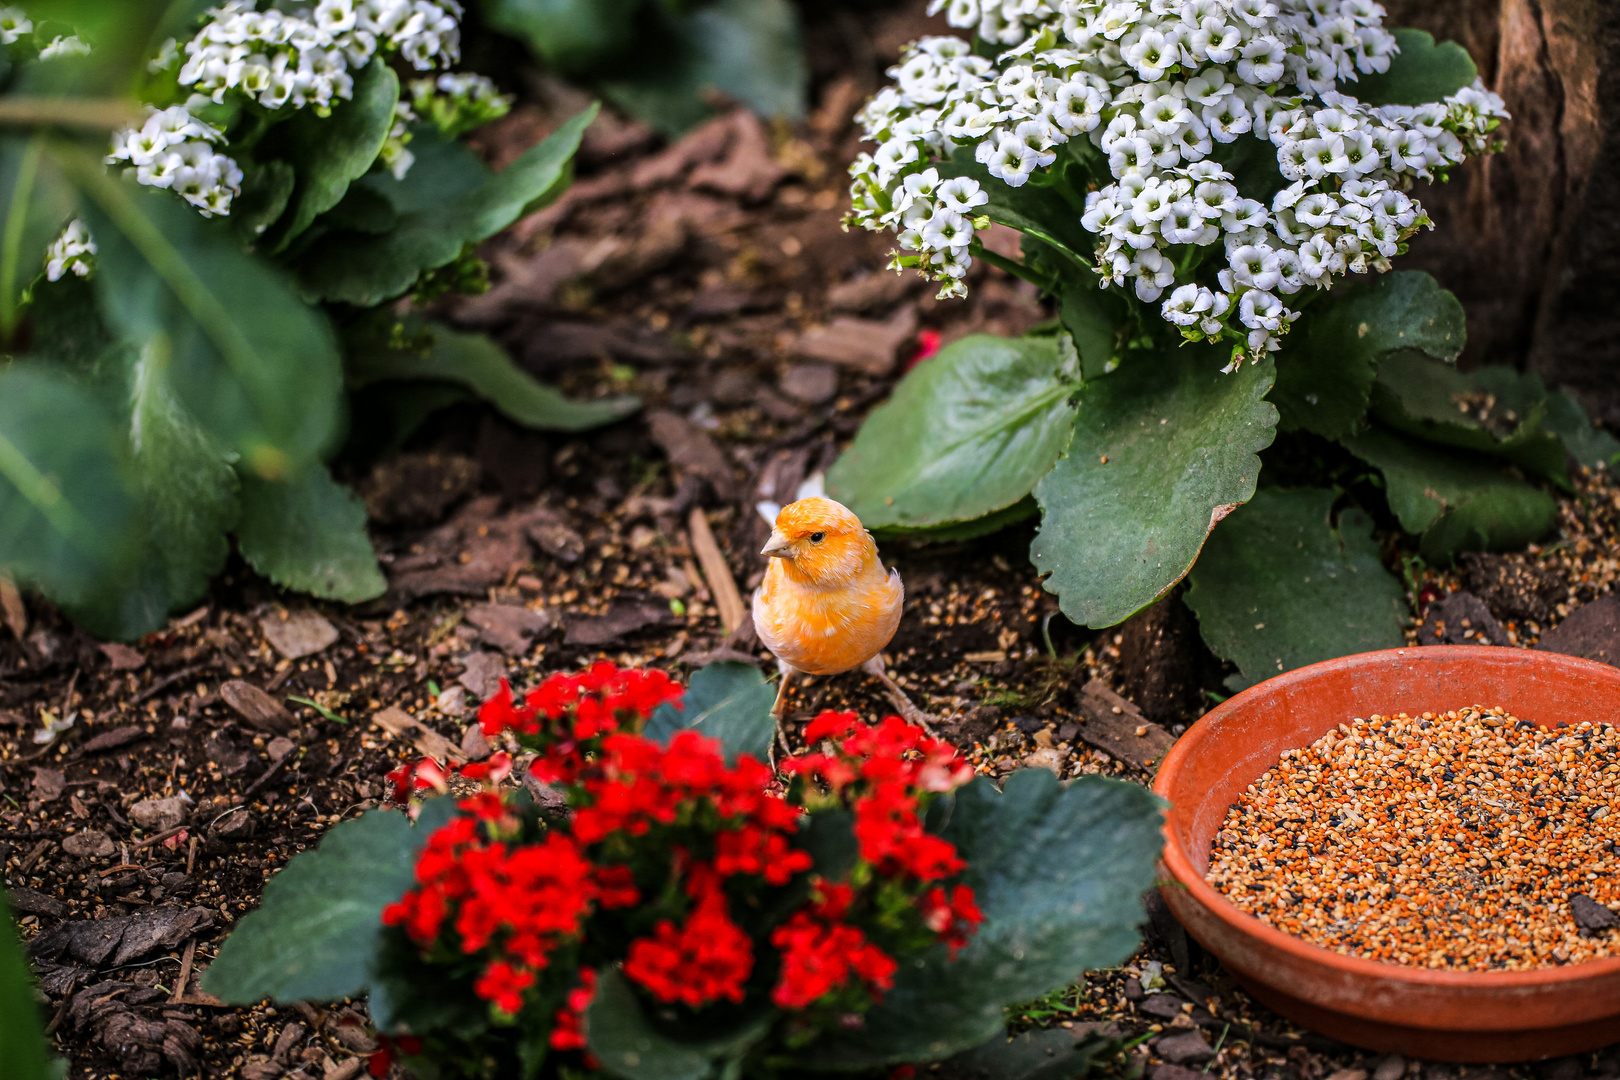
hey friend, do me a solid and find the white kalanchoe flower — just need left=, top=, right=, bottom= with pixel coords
left=45, top=220, right=96, bottom=281
left=853, top=0, right=1507, bottom=361
left=39, top=34, right=91, bottom=59
left=0, top=7, right=32, bottom=44
left=107, top=105, right=243, bottom=217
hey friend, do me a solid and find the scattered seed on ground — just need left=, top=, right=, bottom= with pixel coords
left=1208, top=707, right=1620, bottom=970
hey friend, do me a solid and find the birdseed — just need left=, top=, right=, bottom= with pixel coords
left=1207, top=707, right=1620, bottom=970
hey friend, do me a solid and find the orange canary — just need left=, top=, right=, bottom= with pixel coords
left=752, top=497, right=933, bottom=734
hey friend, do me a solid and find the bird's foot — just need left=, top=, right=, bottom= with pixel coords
left=861, top=657, right=940, bottom=737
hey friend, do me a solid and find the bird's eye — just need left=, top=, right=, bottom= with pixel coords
left=809, top=532, right=825, bottom=544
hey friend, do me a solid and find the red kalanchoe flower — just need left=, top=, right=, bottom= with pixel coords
left=459, top=751, right=513, bottom=783
left=550, top=968, right=598, bottom=1051
left=474, top=960, right=536, bottom=1015
left=624, top=890, right=754, bottom=1007
left=920, top=884, right=984, bottom=957
left=770, top=881, right=898, bottom=1009
left=367, top=1035, right=422, bottom=1078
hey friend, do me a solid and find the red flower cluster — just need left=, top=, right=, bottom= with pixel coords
left=379, top=664, right=986, bottom=1059
left=770, top=881, right=897, bottom=1009
left=381, top=804, right=597, bottom=1013
left=785, top=712, right=977, bottom=884
left=624, top=888, right=756, bottom=1006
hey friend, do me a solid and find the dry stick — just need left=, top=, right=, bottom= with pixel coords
left=688, top=507, right=746, bottom=635
left=130, top=662, right=217, bottom=706
left=170, top=938, right=197, bottom=1004
left=0, top=573, right=25, bottom=642
left=132, top=824, right=189, bottom=849
left=185, top=833, right=199, bottom=875
left=16, top=838, right=51, bottom=875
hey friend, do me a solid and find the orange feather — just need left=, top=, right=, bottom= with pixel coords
left=751, top=498, right=903, bottom=677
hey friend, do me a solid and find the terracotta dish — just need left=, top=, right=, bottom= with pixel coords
left=1153, top=645, right=1620, bottom=1062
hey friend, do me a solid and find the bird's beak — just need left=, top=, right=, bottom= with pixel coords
left=760, top=530, right=793, bottom=559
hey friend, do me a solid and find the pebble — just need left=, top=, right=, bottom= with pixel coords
left=1208, top=708, right=1620, bottom=970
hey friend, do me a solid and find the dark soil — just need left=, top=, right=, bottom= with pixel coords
left=8, top=5, right=1620, bottom=1079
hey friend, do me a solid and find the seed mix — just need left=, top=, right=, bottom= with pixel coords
left=1207, top=707, right=1620, bottom=970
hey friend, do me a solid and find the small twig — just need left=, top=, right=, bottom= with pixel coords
left=0, top=97, right=143, bottom=130
left=688, top=507, right=746, bottom=635
left=170, top=939, right=197, bottom=1004
left=0, top=573, right=25, bottom=642
left=131, top=824, right=188, bottom=849
left=130, top=663, right=216, bottom=706
left=16, top=838, right=51, bottom=875
left=240, top=749, right=295, bottom=802
left=185, top=833, right=199, bottom=875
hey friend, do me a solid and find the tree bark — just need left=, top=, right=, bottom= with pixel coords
left=1380, top=0, right=1620, bottom=422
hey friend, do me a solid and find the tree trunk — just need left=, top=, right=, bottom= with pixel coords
left=1380, top=0, right=1620, bottom=423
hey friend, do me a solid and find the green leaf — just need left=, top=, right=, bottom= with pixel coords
left=1271, top=271, right=1465, bottom=440
left=597, top=0, right=806, bottom=135
left=480, top=0, right=641, bottom=73
left=1032, top=344, right=1278, bottom=628
left=65, top=337, right=240, bottom=641
left=0, top=363, right=136, bottom=610
left=346, top=381, right=477, bottom=464
left=1184, top=487, right=1408, bottom=691
left=871, top=497, right=1038, bottom=544
left=0, top=135, right=75, bottom=338
left=1543, top=391, right=1620, bottom=469
left=0, top=891, right=54, bottom=1080
left=1341, top=426, right=1557, bottom=560
left=645, top=662, right=776, bottom=764
left=291, top=106, right=598, bottom=305
left=1352, top=28, right=1478, bottom=108
left=203, top=809, right=428, bottom=1005
left=265, top=59, right=400, bottom=253
left=1369, top=351, right=1568, bottom=485
left=825, top=334, right=1079, bottom=530
left=346, top=320, right=639, bottom=433
left=236, top=464, right=386, bottom=603
left=934, top=1028, right=1115, bottom=1080
left=803, top=770, right=1163, bottom=1069
left=587, top=970, right=770, bottom=1080
left=231, top=160, right=297, bottom=243
left=59, top=143, right=343, bottom=479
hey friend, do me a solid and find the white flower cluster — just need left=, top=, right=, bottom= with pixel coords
left=107, top=106, right=245, bottom=217
left=178, top=0, right=462, bottom=113
left=848, top=0, right=1508, bottom=362
left=0, top=7, right=31, bottom=45
left=41, top=34, right=91, bottom=59
left=45, top=220, right=96, bottom=282
left=381, top=99, right=418, bottom=179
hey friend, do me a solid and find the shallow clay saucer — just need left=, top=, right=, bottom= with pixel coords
left=1153, top=645, right=1620, bottom=1062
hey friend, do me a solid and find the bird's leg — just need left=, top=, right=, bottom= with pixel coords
left=770, top=663, right=795, bottom=768
left=860, top=654, right=938, bottom=736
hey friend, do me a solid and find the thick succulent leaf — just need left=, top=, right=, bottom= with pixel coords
left=645, top=662, right=777, bottom=764
left=0, top=364, right=136, bottom=610
left=825, top=334, right=1079, bottom=531
left=873, top=497, right=1038, bottom=545
left=232, top=160, right=297, bottom=243
left=347, top=382, right=477, bottom=464
left=236, top=464, right=386, bottom=604
left=587, top=970, right=771, bottom=1080
left=934, top=1028, right=1114, bottom=1080
left=346, top=321, right=639, bottom=432
left=481, top=0, right=641, bottom=73
left=61, top=146, right=343, bottom=479
left=597, top=0, right=806, bottom=135
left=803, top=770, right=1163, bottom=1069
left=203, top=808, right=430, bottom=1005
left=292, top=106, right=597, bottom=305
left=1184, top=487, right=1407, bottom=691
left=1271, top=271, right=1464, bottom=440
left=1352, top=29, right=1478, bottom=108
left=1370, top=352, right=1568, bottom=485
left=0, top=891, right=54, bottom=1080
left=0, top=135, right=76, bottom=337
left=1342, top=426, right=1557, bottom=560
left=265, top=59, right=400, bottom=252
left=1032, top=345, right=1277, bottom=629
left=1544, top=391, right=1620, bottom=469
left=66, top=339, right=240, bottom=641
